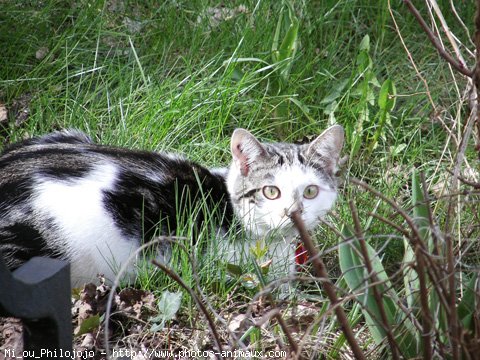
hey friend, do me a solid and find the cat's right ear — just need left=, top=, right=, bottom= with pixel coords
left=306, top=124, right=344, bottom=173
left=231, top=129, right=266, bottom=176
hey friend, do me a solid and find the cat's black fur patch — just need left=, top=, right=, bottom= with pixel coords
left=0, top=131, right=235, bottom=271
left=0, top=222, right=55, bottom=268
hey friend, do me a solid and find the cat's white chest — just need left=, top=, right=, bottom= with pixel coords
left=217, top=230, right=297, bottom=279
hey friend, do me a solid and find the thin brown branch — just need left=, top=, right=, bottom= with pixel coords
left=452, top=173, right=480, bottom=189
left=349, top=201, right=402, bottom=360
left=349, top=178, right=451, bottom=311
left=367, top=212, right=411, bottom=238
left=151, top=259, right=225, bottom=357
left=290, top=211, right=366, bottom=360
left=403, top=0, right=474, bottom=78
left=419, top=171, right=460, bottom=360
left=475, top=0, right=480, bottom=153
left=273, top=311, right=298, bottom=358
left=414, top=248, right=433, bottom=360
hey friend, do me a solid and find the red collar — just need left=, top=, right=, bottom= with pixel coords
left=295, top=242, right=308, bottom=265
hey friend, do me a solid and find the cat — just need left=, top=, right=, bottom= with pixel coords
left=0, top=125, right=344, bottom=288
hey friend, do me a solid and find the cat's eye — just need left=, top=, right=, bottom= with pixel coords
left=262, top=185, right=281, bottom=200
left=303, top=185, right=319, bottom=199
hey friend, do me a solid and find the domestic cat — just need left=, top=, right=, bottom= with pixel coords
left=0, top=126, right=344, bottom=287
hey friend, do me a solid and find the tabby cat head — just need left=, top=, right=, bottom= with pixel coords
left=227, top=125, right=344, bottom=239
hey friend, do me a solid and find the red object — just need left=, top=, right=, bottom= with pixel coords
left=295, top=242, right=308, bottom=265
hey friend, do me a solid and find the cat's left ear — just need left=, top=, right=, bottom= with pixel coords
left=306, top=125, right=344, bottom=173
left=231, top=128, right=266, bottom=176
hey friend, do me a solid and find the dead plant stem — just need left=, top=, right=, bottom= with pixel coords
left=349, top=200, right=402, bottom=359
left=151, top=259, right=225, bottom=357
left=403, top=0, right=473, bottom=77
left=350, top=178, right=451, bottom=311
left=290, top=211, right=366, bottom=360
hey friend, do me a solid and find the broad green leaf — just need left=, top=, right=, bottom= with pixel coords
left=75, top=314, right=100, bottom=337
left=458, top=273, right=479, bottom=329
left=259, top=259, right=272, bottom=276
left=323, top=100, right=338, bottom=116
left=278, top=18, right=299, bottom=62
left=271, top=5, right=284, bottom=62
left=402, top=239, right=419, bottom=310
left=378, top=79, right=396, bottom=111
left=411, top=170, right=432, bottom=250
left=390, top=143, right=407, bottom=156
left=241, top=273, right=259, bottom=289
left=288, top=97, right=315, bottom=123
left=250, top=239, right=268, bottom=259
left=359, top=34, right=370, bottom=51
left=150, top=290, right=183, bottom=332
left=339, top=225, right=418, bottom=356
left=157, top=290, right=182, bottom=321
left=226, top=263, right=244, bottom=277
left=356, top=51, right=371, bottom=74
left=320, top=79, right=349, bottom=105
left=369, top=75, right=381, bottom=88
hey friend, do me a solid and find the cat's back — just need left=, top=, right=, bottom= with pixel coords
left=0, top=130, right=232, bottom=283
left=0, top=129, right=187, bottom=180
left=0, top=129, right=228, bottom=218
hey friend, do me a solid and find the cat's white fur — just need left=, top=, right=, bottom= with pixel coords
left=32, top=163, right=137, bottom=285
left=228, top=165, right=337, bottom=238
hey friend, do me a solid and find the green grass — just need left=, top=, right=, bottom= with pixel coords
left=1, top=0, right=478, bottom=357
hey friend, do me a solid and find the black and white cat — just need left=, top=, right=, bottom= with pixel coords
left=0, top=126, right=344, bottom=287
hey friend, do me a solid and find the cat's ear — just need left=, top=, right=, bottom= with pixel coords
left=306, top=125, right=344, bottom=173
left=231, top=128, right=266, bottom=176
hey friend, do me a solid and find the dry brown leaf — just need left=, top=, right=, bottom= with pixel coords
left=10, top=94, right=31, bottom=127
left=0, top=102, right=7, bottom=124
left=0, top=318, right=23, bottom=358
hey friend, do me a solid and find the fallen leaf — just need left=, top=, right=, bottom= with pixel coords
left=0, top=318, right=23, bottom=356
left=197, top=5, right=248, bottom=27
left=79, top=332, right=95, bottom=349
left=10, top=93, right=32, bottom=127
left=0, top=102, right=7, bottom=124
left=35, top=47, right=49, bottom=60
left=227, top=313, right=247, bottom=332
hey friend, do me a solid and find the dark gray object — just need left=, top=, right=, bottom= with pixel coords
left=0, top=253, right=72, bottom=355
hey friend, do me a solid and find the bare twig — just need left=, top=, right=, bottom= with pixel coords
left=475, top=0, right=480, bottom=151
left=421, top=172, right=461, bottom=360
left=403, top=0, right=473, bottom=77
left=152, top=259, right=225, bottom=356
left=413, top=246, right=434, bottom=360
left=290, top=211, right=366, bottom=360
left=389, top=0, right=436, bottom=110
left=104, top=237, right=185, bottom=359
left=428, top=0, right=468, bottom=68
left=450, top=171, right=480, bottom=189
left=367, top=212, right=411, bottom=238
left=349, top=178, right=451, bottom=311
